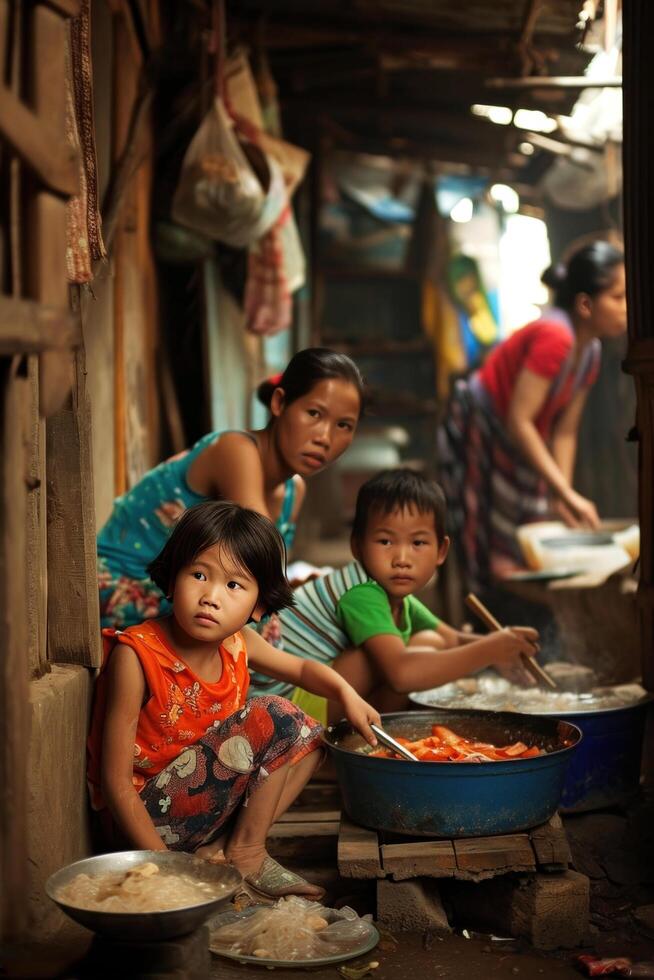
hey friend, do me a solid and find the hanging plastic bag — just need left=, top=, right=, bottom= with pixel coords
left=172, top=97, right=266, bottom=248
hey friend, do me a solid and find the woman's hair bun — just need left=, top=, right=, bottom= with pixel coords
left=541, top=262, right=567, bottom=289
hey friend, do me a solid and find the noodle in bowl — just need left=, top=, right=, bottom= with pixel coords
left=46, top=850, right=242, bottom=941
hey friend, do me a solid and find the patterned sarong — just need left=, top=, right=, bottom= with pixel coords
left=437, top=376, right=549, bottom=593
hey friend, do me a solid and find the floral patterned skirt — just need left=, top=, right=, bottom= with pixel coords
left=137, top=695, right=323, bottom=852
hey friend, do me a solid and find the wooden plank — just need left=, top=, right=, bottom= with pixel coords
left=0, top=1, right=8, bottom=83
left=530, top=814, right=571, bottom=870
left=295, top=779, right=342, bottom=810
left=381, top=840, right=456, bottom=880
left=0, top=87, right=79, bottom=195
left=0, top=364, right=31, bottom=940
left=267, top=820, right=339, bottom=862
left=277, top=809, right=341, bottom=824
left=46, top=340, right=101, bottom=668
left=0, top=296, right=81, bottom=353
left=28, top=5, right=75, bottom=418
left=454, top=834, right=536, bottom=879
left=268, top=820, right=340, bottom=838
left=337, top=815, right=383, bottom=879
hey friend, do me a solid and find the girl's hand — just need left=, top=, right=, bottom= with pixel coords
left=340, top=689, right=381, bottom=747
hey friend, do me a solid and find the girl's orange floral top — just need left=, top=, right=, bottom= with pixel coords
left=87, top=621, right=250, bottom=811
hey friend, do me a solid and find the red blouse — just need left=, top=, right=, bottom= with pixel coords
left=478, top=314, right=601, bottom=438
left=87, top=621, right=250, bottom=810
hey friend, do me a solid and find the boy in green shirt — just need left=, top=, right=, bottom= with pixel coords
left=248, top=468, right=539, bottom=723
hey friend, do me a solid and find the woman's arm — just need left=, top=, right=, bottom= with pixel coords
left=244, top=628, right=380, bottom=744
left=507, top=369, right=599, bottom=527
left=101, top=645, right=167, bottom=851
left=550, top=387, right=587, bottom=486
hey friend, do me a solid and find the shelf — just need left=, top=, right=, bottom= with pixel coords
left=365, top=393, right=439, bottom=418
left=320, top=266, right=419, bottom=281
left=320, top=337, right=433, bottom=356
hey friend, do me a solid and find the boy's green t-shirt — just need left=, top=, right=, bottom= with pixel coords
left=336, top=579, right=440, bottom=647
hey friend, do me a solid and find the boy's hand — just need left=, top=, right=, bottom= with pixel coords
left=493, top=625, right=540, bottom=686
left=484, top=628, right=540, bottom=673
left=340, top=689, right=381, bottom=747
left=508, top=625, right=539, bottom=648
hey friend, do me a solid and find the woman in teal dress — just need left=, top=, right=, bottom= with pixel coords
left=97, top=348, right=365, bottom=629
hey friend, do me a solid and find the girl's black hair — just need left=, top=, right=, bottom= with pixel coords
left=256, top=347, right=365, bottom=414
left=541, top=241, right=624, bottom=311
left=351, top=468, right=448, bottom=542
left=147, top=501, right=294, bottom=616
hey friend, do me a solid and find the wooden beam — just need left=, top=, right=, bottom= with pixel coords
left=40, top=0, right=81, bottom=16
left=320, top=124, right=511, bottom=170
left=522, top=129, right=605, bottom=154
left=46, top=339, right=101, bottom=669
left=0, top=87, right=79, bottom=196
left=487, top=75, right=621, bottom=89
left=284, top=96, right=507, bottom=143
left=623, top=0, right=654, bottom=694
left=0, top=296, right=81, bottom=354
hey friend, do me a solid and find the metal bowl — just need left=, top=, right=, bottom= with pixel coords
left=324, top=709, right=582, bottom=838
left=45, top=850, right=242, bottom=941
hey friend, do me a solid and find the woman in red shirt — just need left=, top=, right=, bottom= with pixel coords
left=437, top=241, right=626, bottom=592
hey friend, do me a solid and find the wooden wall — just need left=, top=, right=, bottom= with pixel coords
left=0, top=0, right=162, bottom=945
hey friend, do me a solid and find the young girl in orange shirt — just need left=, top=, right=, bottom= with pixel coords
left=88, top=500, right=379, bottom=900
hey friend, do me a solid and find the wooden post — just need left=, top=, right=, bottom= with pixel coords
left=622, top=1, right=654, bottom=691
left=0, top=362, right=31, bottom=939
left=26, top=357, right=48, bottom=678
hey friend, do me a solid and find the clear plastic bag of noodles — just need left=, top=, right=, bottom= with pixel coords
left=172, top=96, right=266, bottom=248
left=209, top=895, right=375, bottom=961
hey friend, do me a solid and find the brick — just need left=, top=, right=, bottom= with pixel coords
left=448, top=870, right=590, bottom=950
left=376, top=877, right=451, bottom=933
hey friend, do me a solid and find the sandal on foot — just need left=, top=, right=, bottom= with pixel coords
left=243, top=856, right=326, bottom=902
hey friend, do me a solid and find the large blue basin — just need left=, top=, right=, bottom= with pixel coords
left=324, top=709, right=581, bottom=838
left=554, top=700, right=650, bottom=811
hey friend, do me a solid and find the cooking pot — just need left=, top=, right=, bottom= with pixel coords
left=324, top=709, right=581, bottom=838
left=410, top=690, right=652, bottom=813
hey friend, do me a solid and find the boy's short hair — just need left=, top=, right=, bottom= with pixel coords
left=147, top=501, right=294, bottom=615
left=351, top=468, right=447, bottom=541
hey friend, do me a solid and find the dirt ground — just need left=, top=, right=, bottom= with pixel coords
left=5, top=797, right=654, bottom=979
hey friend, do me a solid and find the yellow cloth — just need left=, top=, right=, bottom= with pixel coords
left=422, top=280, right=466, bottom=400
left=291, top=687, right=328, bottom=727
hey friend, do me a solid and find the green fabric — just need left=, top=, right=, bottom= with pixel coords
left=336, top=579, right=439, bottom=648
left=291, top=687, right=328, bottom=727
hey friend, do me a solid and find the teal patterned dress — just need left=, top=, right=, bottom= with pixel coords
left=97, top=431, right=296, bottom=629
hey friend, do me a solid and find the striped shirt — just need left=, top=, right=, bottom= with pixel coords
left=248, top=560, right=439, bottom=698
